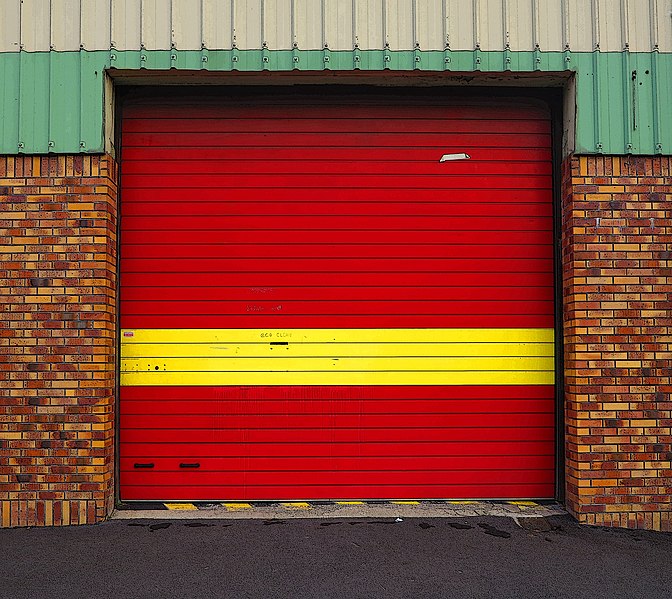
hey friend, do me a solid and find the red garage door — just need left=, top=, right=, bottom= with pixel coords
left=119, top=92, right=556, bottom=501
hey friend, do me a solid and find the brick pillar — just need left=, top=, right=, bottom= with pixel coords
left=562, top=155, right=672, bottom=531
left=0, top=155, right=117, bottom=527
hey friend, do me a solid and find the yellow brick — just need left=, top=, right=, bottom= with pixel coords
left=612, top=157, right=621, bottom=176
left=597, top=185, right=625, bottom=192
left=591, top=479, right=618, bottom=487
left=579, top=156, right=588, bottom=176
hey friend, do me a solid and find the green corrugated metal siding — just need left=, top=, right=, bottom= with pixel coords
left=0, top=51, right=107, bottom=154
left=0, top=49, right=670, bottom=155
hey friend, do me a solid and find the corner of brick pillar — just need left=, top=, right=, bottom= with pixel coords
left=0, top=154, right=118, bottom=527
left=560, top=154, right=672, bottom=532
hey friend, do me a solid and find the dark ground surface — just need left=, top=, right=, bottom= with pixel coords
left=1, top=515, right=670, bottom=599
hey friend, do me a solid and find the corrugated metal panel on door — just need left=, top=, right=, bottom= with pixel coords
left=119, top=91, right=556, bottom=501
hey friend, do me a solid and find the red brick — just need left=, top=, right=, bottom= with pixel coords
left=0, top=155, right=116, bottom=528
left=563, top=155, right=672, bottom=532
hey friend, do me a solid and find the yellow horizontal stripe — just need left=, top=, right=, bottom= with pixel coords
left=123, top=342, right=554, bottom=359
left=122, top=356, right=553, bottom=372
left=120, top=328, right=554, bottom=386
left=122, top=328, right=554, bottom=344
left=120, top=370, right=554, bottom=386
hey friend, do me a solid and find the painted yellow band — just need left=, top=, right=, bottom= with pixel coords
left=120, top=328, right=555, bottom=386
left=122, top=356, right=554, bottom=372
left=123, top=342, right=554, bottom=359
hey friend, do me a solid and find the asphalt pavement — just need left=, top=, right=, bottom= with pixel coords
left=1, top=514, right=670, bottom=599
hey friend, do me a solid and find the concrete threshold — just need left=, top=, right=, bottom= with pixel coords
left=111, top=501, right=566, bottom=521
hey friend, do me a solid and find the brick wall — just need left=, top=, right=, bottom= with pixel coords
left=562, top=155, right=672, bottom=531
left=0, top=155, right=117, bottom=527
left=1, top=152, right=670, bottom=531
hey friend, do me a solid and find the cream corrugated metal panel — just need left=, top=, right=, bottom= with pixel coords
left=293, top=0, right=324, bottom=52
left=81, top=0, right=111, bottom=50
left=51, top=0, right=81, bottom=52
left=478, top=0, right=505, bottom=50
left=626, top=0, right=652, bottom=52
left=3, top=0, right=672, bottom=53
left=0, top=0, right=21, bottom=52
left=173, top=0, right=203, bottom=50
left=415, top=0, right=444, bottom=50
left=448, top=1, right=476, bottom=50
left=598, top=0, right=625, bottom=51
left=536, top=0, right=564, bottom=51
left=263, top=0, right=291, bottom=50
left=234, top=0, right=262, bottom=49
left=564, top=0, right=597, bottom=52
left=202, top=0, right=233, bottom=49
left=20, top=0, right=51, bottom=52
left=323, top=0, right=354, bottom=51
left=111, top=0, right=141, bottom=50
left=654, top=0, right=672, bottom=53
left=386, top=0, right=415, bottom=51
left=354, top=0, right=384, bottom=50
left=141, top=0, right=171, bottom=50
left=506, top=0, right=534, bottom=51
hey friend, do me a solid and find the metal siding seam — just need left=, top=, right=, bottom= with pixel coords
left=473, top=0, right=479, bottom=49
left=531, top=0, right=538, bottom=51
left=12, top=52, right=25, bottom=154
left=649, top=0, right=663, bottom=152
left=622, top=49, right=633, bottom=153
left=47, top=50, right=54, bottom=151
left=502, top=0, right=509, bottom=58
left=561, top=0, right=569, bottom=50
left=230, top=0, right=235, bottom=50
left=170, top=0, right=175, bottom=49
left=651, top=50, right=663, bottom=152
left=79, top=45, right=85, bottom=150
left=442, top=0, right=448, bottom=49
left=592, top=50, right=602, bottom=152
left=321, top=0, right=327, bottom=50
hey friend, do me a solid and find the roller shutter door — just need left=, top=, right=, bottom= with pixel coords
left=119, top=92, right=556, bottom=501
